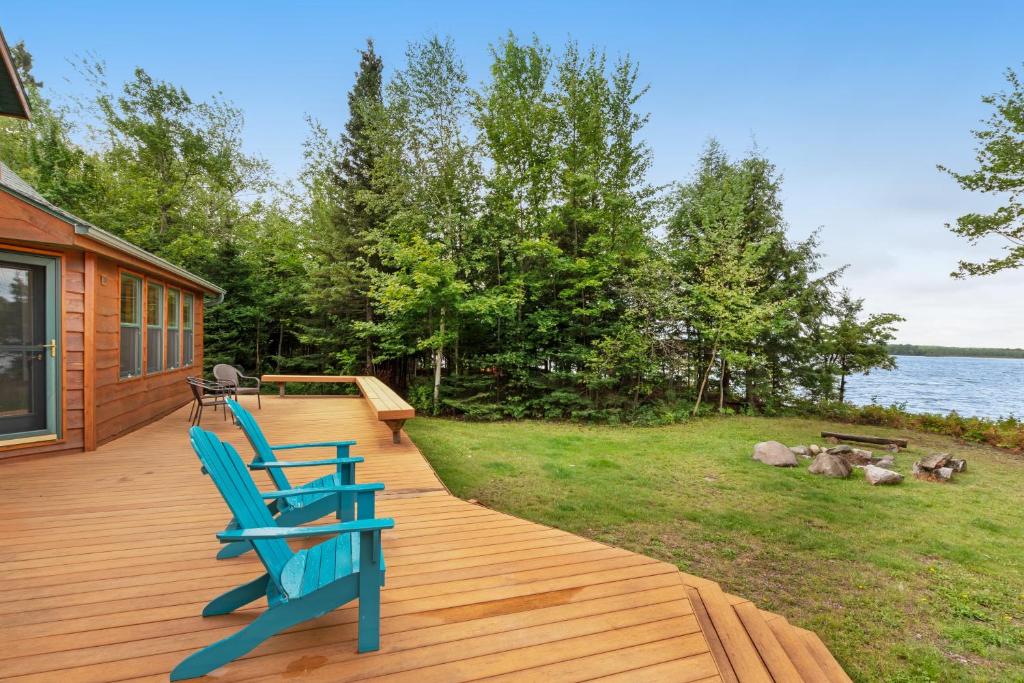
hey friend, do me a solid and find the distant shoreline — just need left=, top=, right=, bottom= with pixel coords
left=889, top=344, right=1024, bottom=359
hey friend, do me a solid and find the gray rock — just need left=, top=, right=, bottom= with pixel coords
left=864, top=465, right=903, bottom=485
left=918, top=453, right=950, bottom=470
left=884, top=443, right=900, bottom=452
left=935, top=466, right=954, bottom=481
left=808, top=452, right=852, bottom=478
left=828, top=445, right=874, bottom=465
left=948, top=459, right=967, bottom=473
left=790, top=445, right=810, bottom=457
left=753, top=441, right=798, bottom=467
left=876, top=456, right=895, bottom=469
left=809, top=444, right=822, bottom=455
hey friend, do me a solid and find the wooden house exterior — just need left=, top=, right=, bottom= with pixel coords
left=0, top=163, right=224, bottom=458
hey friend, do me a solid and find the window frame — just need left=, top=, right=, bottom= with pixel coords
left=166, top=288, right=181, bottom=370
left=119, top=273, right=143, bottom=379
left=182, top=292, right=195, bottom=367
left=145, top=281, right=165, bottom=374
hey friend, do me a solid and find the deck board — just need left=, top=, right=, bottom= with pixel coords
left=3, top=397, right=726, bottom=682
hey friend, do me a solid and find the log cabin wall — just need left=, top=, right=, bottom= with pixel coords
left=1, top=188, right=215, bottom=458
left=93, top=255, right=204, bottom=446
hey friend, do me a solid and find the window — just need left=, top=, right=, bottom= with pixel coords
left=166, top=289, right=181, bottom=369
left=146, top=282, right=164, bottom=373
left=119, top=274, right=142, bottom=378
left=183, top=293, right=194, bottom=366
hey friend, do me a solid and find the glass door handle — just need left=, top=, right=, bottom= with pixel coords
left=43, top=339, right=56, bottom=358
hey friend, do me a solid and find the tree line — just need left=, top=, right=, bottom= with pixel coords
left=0, top=35, right=902, bottom=421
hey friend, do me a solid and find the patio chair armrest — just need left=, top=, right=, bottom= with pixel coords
left=217, top=518, right=395, bottom=542
left=270, top=440, right=357, bottom=451
left=250, top=457, right=364, bottom=469
left=238, top=374, right=261, bottom=387
left=258, top=483, right=385, bottom=499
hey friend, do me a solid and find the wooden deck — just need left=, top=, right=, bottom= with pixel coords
left=1, top=396, right=849, bottom=682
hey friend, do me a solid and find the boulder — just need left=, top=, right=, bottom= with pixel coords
left=864, top=465, right=903, bottom=485
left=875, top=456, right=895, bottom=469
left=753, top=441, right=798, bottom=467
left=935, top=466, right=954, bottom=481
left=918, top=453, right=950, bottom=470
left=808, top=452, right=852, bottom=478
left=825, top=436, right=840, bottom=444
left=884, top=443, right=900, bottom=452
left=949, top=459, right=967, bottom=473
left=809, top=444, right=822, bottom=455
left=790, top=445, right=810, bottom=458
left=828, top=445, right=874, bottom=465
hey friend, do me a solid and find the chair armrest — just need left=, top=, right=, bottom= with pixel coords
left=259, top=483, right=384, bottom=499
left=250, top=457, right=364, bottom=469
left=270, top=440, right=357, bottom=451
left=217, top=518, right=395, bottom=542
left=238, top=374, right=261, bottom=388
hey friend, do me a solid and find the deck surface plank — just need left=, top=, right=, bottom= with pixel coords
left=4, top=397, right=726, bottom=682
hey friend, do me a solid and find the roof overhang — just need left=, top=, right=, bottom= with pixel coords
left=73, top=223, right=226, bottom=301
left=0, top=28, right=31, bottom=120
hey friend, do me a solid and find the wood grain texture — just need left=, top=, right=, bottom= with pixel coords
left=0, top=396, right=848, bottom=681
left=0, top=397, right=722, bottom=682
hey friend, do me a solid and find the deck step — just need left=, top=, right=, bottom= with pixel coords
left=794, top=625, right=853, bottom=683
left=684, top=585, right=739, bottom=683
left=692, top=581, right=774, bottom=682
left=733, top=601, right=804, bottom=682
left=761, top=612, right=832, bottom=683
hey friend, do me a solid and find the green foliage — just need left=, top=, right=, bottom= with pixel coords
left=3, top=35, right=903, bottom=414
left=940, top=64, right=1024, bottom=277
left=889, top=344, right=1024, bottom=359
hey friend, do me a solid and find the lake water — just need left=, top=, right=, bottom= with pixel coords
left=844, top=355, right=1024, bottom=420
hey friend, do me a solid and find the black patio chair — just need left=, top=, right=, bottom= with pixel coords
left=186, top=376, right=231, bottom=426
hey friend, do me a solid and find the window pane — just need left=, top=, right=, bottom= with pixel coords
left=183, top=330, right=194, bottom=366
left=167, top=289, right=180, bottom=328
left=147, top=284, right=162, bottom=326
left=183, top=294, right=193, bottom=329
left=147, top=327, right=163, bottom=372
left=120, top=275, right=139, bottom=324
left=120, top=327, right=140, bottom=378
left=119, top=275, right=142, bottom=378
left=167, top=329, right=180, bottom=369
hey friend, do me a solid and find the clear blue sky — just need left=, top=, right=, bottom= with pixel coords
left=4, top=1, right=1023, bottom=346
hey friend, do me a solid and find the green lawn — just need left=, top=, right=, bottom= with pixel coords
left=405, top=415, right=1024, bottom=683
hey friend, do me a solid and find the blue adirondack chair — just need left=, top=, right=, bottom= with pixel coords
left=174, top=426, right=394, bottom=681
left=217, top=398, right=363, bottom=559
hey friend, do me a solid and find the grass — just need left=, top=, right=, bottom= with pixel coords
left=405, top=415, right=1024, bottom=683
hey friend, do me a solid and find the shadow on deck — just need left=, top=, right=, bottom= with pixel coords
left=1, top=396, right=849, bottom=682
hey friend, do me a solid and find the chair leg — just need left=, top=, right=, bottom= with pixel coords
left=171, top=602, right=305, bottom=681
left=257, top=392, right=261, bottom=409
left=194, top=403, right=203, bottom=426
left=187, top=400, right=196, bottom=422
left=357, top=532, right=383, bottom=652
left=202, top=573, right=269, bottom=616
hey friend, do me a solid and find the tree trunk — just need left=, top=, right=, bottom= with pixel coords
left=839, top=371, right=847, bottom=403
left=718, top=357, right=727, bottom=412
left=432, top=311, right=445, bottom=415
left=692, top=344, right=718, bottom=417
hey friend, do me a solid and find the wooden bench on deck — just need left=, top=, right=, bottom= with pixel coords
left=261, top=374, right=415, bottom=443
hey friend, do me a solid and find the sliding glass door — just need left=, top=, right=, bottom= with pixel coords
left=0, top=250, right=60, bottom=442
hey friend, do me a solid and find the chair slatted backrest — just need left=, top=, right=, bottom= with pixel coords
left=226, top=399, right=291, bottom=490
left=188, top=426, right=292, bottom=588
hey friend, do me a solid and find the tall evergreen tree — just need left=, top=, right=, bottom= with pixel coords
left=304, top=40, right=387, bottom=374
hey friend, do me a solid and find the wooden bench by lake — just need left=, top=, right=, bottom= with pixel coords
left=261, top=374, right=415, bottom=443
